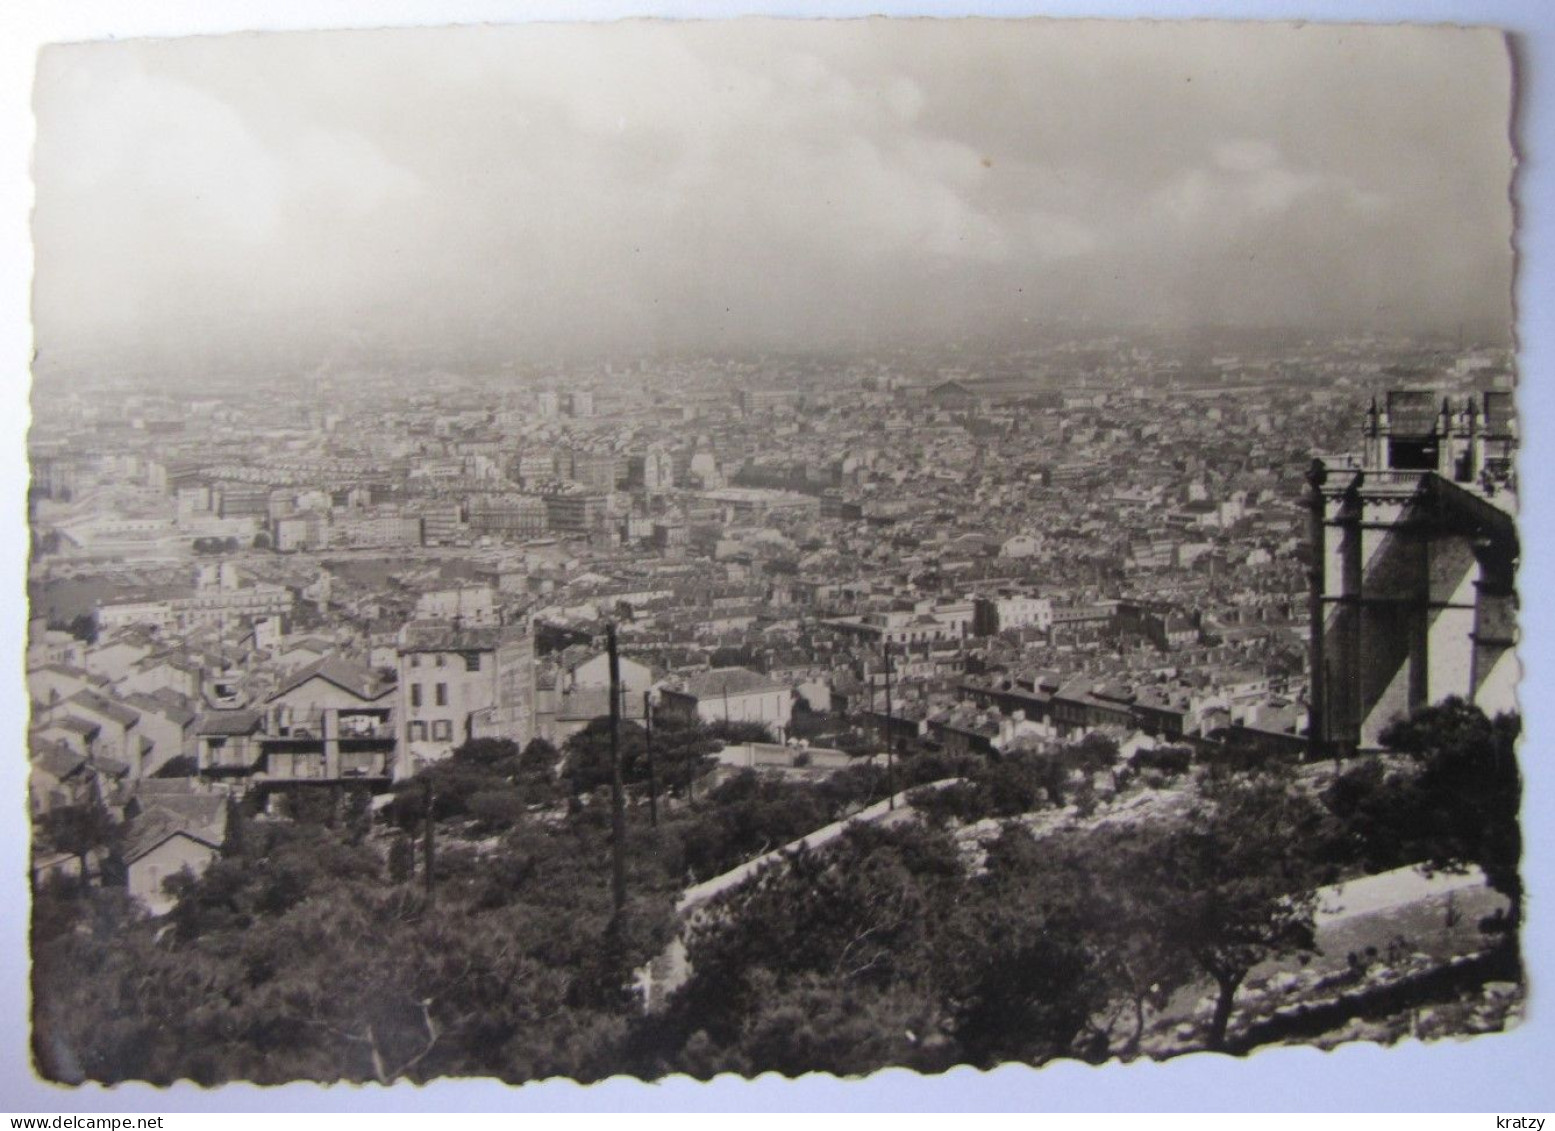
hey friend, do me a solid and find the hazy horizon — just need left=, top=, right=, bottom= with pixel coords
left=30, top=19, right=1516, bottom=379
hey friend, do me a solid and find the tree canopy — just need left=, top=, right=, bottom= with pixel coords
left=561, top=715, right=720, bottom=798
left=1136, top=767, right=1326, bottom=1049
left=34, top=785, right=680, bottom=1085
left=1380, top=699, right=1523, bottom=928
left=31, top=698, right=1525, bottom=1083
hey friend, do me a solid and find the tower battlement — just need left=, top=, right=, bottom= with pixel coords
left=1306, top=390, right=1519, bottom=754
left=1360, top=388, right=1517, bottom=502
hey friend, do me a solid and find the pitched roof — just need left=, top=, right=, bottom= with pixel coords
left=120, top=808, right=223, bottom=865
left=30, top=662, right=94, bottom=680
left=674, top=667, right=789, bottom=700
left=1056, top=677, right=1095, bottom=700
left=65, top=689, right=141, bottom=728
left=122, top=692, right=197, bottom=728
left=557, top=644, right=598, bottom=673
left=196, top=709, right=264, bottom=736
left=140, top=792, right=226, bottom=833
left=97, top=625, right=161, bottom=649
left=31, top=741, right=88, bottom=781
left=90, top=754, right=132, bottom=779
left=150, top=687, right=198, bottom=712
left=143, top=653, right=203, bottom=678
left=41, top=715, right=101, bottom=739
left=268, top=655, right=392, bottom=704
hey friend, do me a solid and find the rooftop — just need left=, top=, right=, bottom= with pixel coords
left=397, top=619, right=524, bottom=653
left=66, top=689, right=142, bottom=728
left=31, top=742, right=88, bottom=781
left=196, top=709, right=265, bottom=737
left=673, top=666, right=789, bottom=699
left=120, top=806, right=225, bottom=866
left=269, top=655, right=394, bottom=704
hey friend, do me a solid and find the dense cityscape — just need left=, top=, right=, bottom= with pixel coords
left=25, top=328, right=1526, bottom=1082
left=19, top=16, right=1526, bottom=1095
left=30, top=332, right=1488, bottom=783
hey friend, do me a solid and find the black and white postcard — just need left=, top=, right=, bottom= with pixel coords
left=15, top=10, right=1539, bottom=1103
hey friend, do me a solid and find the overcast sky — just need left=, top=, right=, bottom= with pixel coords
left=29, top=18, right=1515, bottom=372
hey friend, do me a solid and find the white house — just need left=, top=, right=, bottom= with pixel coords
left=121, top=805, right=227, bottom=916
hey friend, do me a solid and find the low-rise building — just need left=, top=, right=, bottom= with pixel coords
left=260, top=657, right=398, bottom=784
left=414, top=585, right=498, bottom=626
left=659, top=667, right=793, bottom=736
left=121, top=800, right=227, bottom=916
left=973, top=592, right=1054, bottom=635
left=395, top=621, right=536, bottom=776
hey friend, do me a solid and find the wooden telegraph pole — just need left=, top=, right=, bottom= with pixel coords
left=686, top=721, right=697, bottom=804
left=882, top=640, right=896, bottom=811
left=644, top=689, right=659, bottom=829
left=422, top=778, right=436, bottom=902
left=606, top=622, right=627, bottom=916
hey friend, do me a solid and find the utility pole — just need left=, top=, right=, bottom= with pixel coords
left=867, top=656, right=876, bottom=747
left=606, top=622, right=626, bottom=916
left=644, top=689, right=658, bottom=829
left=686, top=715, right=697, bottom=804
left=882, top=640, right=895, bottom=811
left=422, top=778, right=436, bottom=903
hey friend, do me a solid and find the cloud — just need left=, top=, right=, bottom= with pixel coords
left=1022, top=211, right=1098, bottom=260
left=1149, top=157, right=1328, bottom=229
left=29, top=20, right=1515, bottom=365
left=1213, top=139, right=1280, bottom=173
left=36, top=50, right=288, bottom=243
